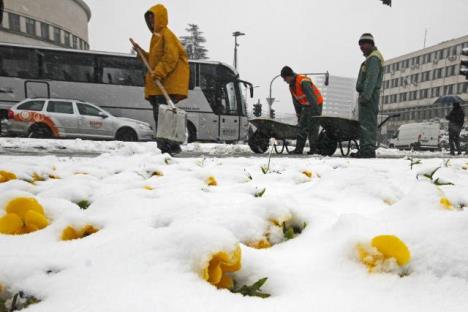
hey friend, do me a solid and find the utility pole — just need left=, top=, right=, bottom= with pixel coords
left=423, top=29, right=428, bottom=48
left=233, top=31, right=245, bottom=70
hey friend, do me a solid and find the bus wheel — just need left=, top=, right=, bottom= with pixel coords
left=28, top=124, right=53, bottom=139
left=248, top=130, right=269, bottom=154
left=116, top=128, right=137, bottom=142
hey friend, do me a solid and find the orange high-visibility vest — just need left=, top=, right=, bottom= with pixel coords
left=290, top=75, right=324, bottom=106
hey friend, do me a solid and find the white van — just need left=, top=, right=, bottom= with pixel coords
left=389, top=122, right=441, bottom=151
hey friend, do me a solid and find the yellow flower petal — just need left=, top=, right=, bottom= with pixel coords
left=247, top=238, right=272, bottom=249
left=207, top=176, right=218, bottom=186
left=144, top=185, right=154, bottom=190
left=152, top=170, right=164, bottom=177
left=371, top=235, right=411, bottom=266
left=440, top=197, right=453, bottom=210
left=0, top=170, right=17, bottom=183
left=24, top=210, right=49, bottom=230
left=5, top=197, right=45, bottom=220
left=32, top=172, right=45, bottom=182
left=61, top=225, right=99, bottom=241
left=61, top=226, right=79, bottom=241
left=0, top=213, right=23, bottom=235
left=203, top=245, right=242, bottom=289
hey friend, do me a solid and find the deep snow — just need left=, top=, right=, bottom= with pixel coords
left=1, top=141, right=468, bottom=312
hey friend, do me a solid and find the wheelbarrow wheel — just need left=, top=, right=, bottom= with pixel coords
left=317, top=130, right=338, bottom=156
left=248, top=130, right=270, bottom=154
left=274, top=140, right=286, bottom=154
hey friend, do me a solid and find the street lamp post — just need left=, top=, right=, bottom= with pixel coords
left=233, top=31, right=245, bottom=70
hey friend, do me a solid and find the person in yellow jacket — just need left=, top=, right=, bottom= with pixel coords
left=133, top=4, right=189, bottom=154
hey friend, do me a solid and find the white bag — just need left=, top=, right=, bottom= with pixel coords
left=156, top=105, right=187, bottom=143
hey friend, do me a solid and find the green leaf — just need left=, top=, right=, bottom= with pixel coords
left=250, top=277, right=268, bottom=291
left=232, top=278, right=271, bottom=298
left=77, top=200, right=91, bottom=210
left=254, top=188, right=266, bottom=198
left=433, top=178, right=454, bottom=186
left=261, top=166, right=269, bottom=174
left=426, top=167, right=441, bottom=180
left=283, top=227, right=295, bottom=240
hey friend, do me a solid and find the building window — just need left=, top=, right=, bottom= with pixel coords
left=72, top=36, right=78, bottom=49
left=53, top=27, right=61, bottom=44
left=443, top=84, right=454, bottom=95
left=431, top=87, right=441, bottom=98
left=458, top=82, right=468, bottom=94
left=79, top=39, right=84, bottom=50
left=8, top=13, right=21, bottom=32
left=40, top=23, right=50, bottom=40
left=25, top=18, right=36, bottom=36
left=420, top=89, right=429, bottom=99
left=64, top=32, right=71, bottom=47
left=399, top=93, right=407, bottom=102
left=433, top=68, right=443, bottom=80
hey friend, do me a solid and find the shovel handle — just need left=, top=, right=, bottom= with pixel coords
left=129, top=38, right=176, bottom=110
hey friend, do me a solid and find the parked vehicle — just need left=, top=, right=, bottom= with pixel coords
left=2, top=98, right=154, bottom=141
left=388, top=122, right=441, bottom=151
left=0, top=43, right=253, bottom=143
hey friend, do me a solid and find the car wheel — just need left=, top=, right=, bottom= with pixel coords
left=28, top=124, right=53, bottom=139
left=116, top=128, right=138, bottom=142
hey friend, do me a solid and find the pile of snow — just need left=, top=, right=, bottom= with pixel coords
left=1, top=150, right=468, bottom=311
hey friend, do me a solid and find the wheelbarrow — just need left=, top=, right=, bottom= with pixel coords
left=248, top=118, right=298, bottom=154
left=248, top=114, right=398, bottom=156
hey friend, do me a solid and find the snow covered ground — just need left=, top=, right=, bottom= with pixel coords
left=1, top=141, right=468, bottom=312
left=0, top=137, right=463, bottom=158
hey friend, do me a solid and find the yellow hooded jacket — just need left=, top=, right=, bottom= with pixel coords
left=144, top=4, right=189, bottom=99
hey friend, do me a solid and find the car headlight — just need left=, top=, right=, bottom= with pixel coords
left=137, top=123, right=152, bottom=130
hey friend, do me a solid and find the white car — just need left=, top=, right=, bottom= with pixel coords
left=389, top=122, right=441, bottom=151
left=2, top=98, right=154, bottom=141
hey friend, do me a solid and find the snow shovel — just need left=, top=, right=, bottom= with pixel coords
left=130, top=38, right=187, bottom=144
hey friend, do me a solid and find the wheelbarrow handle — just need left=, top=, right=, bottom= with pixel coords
left=378, top=113, right=401, bottom=129
left=129, top=38, right=177, bottom=110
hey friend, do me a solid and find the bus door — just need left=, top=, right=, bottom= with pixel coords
left=219, top=81, right=240, bottom=141
left=237, top=80, right=253, bottom=141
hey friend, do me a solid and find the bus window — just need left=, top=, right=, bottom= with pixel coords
left=0, top=46, right=39, bottom=78
left=224, top=82, right=238, bottom=115
left=200, top=63, right=224, bottom=114
left=42, top=51, right=95, bottom=83
left=99, top=56, right=144, bottom=87
left=217, top=65, right=238, bottom=82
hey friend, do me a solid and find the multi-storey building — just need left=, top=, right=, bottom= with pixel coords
left=0, top=0, right=91, bottom=50
left=381, top=35, right=468, bottom=134
left=315, top=75, right=357, bottom=120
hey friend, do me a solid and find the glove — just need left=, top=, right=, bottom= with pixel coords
left=150, top=70, right=162, bottom=81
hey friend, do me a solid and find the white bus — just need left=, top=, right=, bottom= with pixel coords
left=0, top=43, right=254, bottom=142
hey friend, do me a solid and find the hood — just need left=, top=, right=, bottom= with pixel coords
left=145, top=4, right=168, bottom=33
left=117, top=117, right=151, bottom=127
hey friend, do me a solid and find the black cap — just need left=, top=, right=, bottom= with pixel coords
left=281, top=66, right=295, bottom=78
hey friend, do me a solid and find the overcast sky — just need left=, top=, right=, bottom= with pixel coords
left=85, top=0, right=468, bottom=115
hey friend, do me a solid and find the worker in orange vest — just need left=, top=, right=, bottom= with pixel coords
left=281, top=66, right=323, bottom=155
